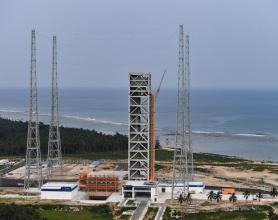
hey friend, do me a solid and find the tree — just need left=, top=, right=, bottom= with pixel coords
left=0, top=203, right=45, bottom=220
left=268, top=209, right=274, bottom=220
left=0, top=117, right=128, bottom=156
left=207, top=191, right=215, bottom=202
left=267, top=209, right=278, bottom=220
left=243, top=190, right=250, bottom=201
left=214, top=192, right=222, bottom=203
left=270, top=187, right=278, bottom=203
left=185, top=193, right=193, bottom=204
left=229, top=193, right=237, bottom=203
left=178, top=193, right=184, bottom=204
left=256, top=192, right=263, bottom=202
left=155, top=138, right=161, bottom=149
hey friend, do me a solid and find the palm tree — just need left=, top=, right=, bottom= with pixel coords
left=243, top=190, right=250, bottom=201
left=256, top=192, right=263, bottom=202
left=178, top=193, right=184, bottom=204
left=207, top=191, right=215, bottom=202
left=268, top=209, right=274, bottom=220
left=270, top=187, right=278, bottom=203
left=214, top=192, right=222, bottom=203
left=185, top=192, right=192, bottom=204
left=229, top=193, right=237, bottom=203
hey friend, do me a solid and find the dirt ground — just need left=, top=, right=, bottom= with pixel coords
left=156, top=162, right=278, bottom=190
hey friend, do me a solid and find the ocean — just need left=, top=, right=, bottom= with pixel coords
left=1, top=88, right=278, bottom=161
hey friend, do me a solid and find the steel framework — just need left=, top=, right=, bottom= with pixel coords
left=171, top=25, right=193, bottom=199
left=128, top=73, right=151, bottom=180
left=24, top=30, right=43, bottom=189
left=47, top=36, right=63, bottom=176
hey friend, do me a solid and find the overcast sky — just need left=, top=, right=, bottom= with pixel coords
left=1, top=0, right=278, bottom=89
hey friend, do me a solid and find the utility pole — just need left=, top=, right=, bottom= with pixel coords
left=47, top=36, right=63, bottom=176
left=24, top=30, right=43, bottom=190
left=171, top=25, right=193, bottom=201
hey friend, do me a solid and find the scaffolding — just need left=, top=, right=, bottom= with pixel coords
left=128, top=73, right=151, bottom=180
left=79, top=173, right=119, bottom=192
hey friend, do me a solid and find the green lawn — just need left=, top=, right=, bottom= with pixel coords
left=184, top=211, right=266, bottom=220
left=163, top=207, right=268, bottom=220
left=40, top=209, right=113, bottom=220
left=143, top=207, right=159, bottom=220
left=155, top=149, right=246, bottom=163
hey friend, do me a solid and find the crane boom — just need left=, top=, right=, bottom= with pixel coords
left=155, top=69, right=166, bottom=100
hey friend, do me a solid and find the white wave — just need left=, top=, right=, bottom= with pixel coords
left=193, top=130, right=225, bottom=135
left=0, top=109, right=26, bottom=114
left=232, top=133, right=265, bottom=137
left=62, top=115, right=127, bottom=126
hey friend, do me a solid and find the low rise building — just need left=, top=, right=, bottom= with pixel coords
left=122, top=181, right=158, bottom=202
left=158, top=181, right=204, bottom=195
left=41, top=182, right=78, bottom=200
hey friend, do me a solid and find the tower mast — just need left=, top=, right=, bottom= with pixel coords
left=24, top=30, right=42, bottom=190
left=171, top=25, right=193, bottom=200
left=186, top=35, right=194, bottom=180
left=47, top=36, right=63, bottom=176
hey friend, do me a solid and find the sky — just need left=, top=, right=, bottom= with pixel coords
left=1, top=0, right=278, bottom=89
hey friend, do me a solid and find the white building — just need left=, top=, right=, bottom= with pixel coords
left=122, top=181, right=158, bottom=202
left=158, top=182, right=204, bottom=195
left=41, top=182, right=78, bottom=200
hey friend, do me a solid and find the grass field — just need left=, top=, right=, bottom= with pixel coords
left=143, top=207, right=159, bottom=220
left=163, top=206, right=270, bottom=220
left=0, top=204, right=114, bottom=220
left=40, top=209, right=113, bottom=220
left=155, top=149, right=247, bottom=163
left=184, top=211, right=267, bottom=220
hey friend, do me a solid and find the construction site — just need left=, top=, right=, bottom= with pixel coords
left=1, top=25, right=278, bottom=219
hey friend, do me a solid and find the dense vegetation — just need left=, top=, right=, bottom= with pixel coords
left=0, top=203, right=45, bottom=220
left=0, top=203, right=113, bottom=220
left=0, top=117, right=127, bottom=156
left=162, top=207, right=268, bottom=220
left=40, top=204, right=113, bottom=220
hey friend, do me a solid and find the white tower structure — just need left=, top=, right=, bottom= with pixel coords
left=171, top=25, right=193, bottom=199
left=128, top=73, right=151, bottom=180
left=47, top=36, right=63, bottom=176
left=24, top=30, right=43, bottom=190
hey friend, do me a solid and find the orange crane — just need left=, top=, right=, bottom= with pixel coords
left=149, top=70, right=166, bottom=181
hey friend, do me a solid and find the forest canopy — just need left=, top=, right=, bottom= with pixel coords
left=0, top=117, right=127, bottom=156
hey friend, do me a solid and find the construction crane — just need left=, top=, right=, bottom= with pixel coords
left=149, top=69, right=166, bottom=181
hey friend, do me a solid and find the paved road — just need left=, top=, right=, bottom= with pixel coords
left=131, top=200, right=148, bottom=220
left=155, top=205, right=166, bottom=220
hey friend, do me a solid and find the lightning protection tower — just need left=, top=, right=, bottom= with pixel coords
left=24, top=30, right=43, bottom=190
left=128, top=73, right=151, bottom=180
left=47, top=36, right=63, bottom=176
left=171, top=25, right=193, bottom=200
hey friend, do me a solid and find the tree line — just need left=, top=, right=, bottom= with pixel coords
left=0, top=117, right=128, bottom=156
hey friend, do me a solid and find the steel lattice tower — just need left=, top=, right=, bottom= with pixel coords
left=171, top=25, right=193, bottom=200
left=128, top=73, right=151, bottom=180
left=24, top=30, right=43, bottom=190
left=47, top=36, right=63, bottom=176
left=186, top=35, right=194, bottom=180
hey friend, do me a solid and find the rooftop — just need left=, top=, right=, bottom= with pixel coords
left=41, top=182, right=78, bottom=189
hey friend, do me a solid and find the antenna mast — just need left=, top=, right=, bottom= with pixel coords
left=47, top=36, right=63, bottom=176
left=24, top=30, right=43, bottom=190
left=171, top=25, right=193, bottom=200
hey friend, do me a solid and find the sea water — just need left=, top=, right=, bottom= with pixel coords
left=1, top=88, right=278, bottom=161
